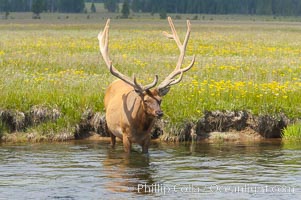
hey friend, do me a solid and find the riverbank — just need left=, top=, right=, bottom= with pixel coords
left=0, top=107, right=290, bottom=143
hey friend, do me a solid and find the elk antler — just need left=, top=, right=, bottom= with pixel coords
left=98, top=19, right=158, bottom=93
left=157, top=17, right=195, bottom=96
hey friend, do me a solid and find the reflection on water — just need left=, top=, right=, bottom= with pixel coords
left=0, top=140, right=300, bottom=199
left=102, top=148, right=154, bottom=194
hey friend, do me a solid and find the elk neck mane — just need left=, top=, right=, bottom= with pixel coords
left=122, top=89, right=156, bottom=131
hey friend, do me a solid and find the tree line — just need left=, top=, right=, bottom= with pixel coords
left=103, top=0, right=301, bottom=16
left=130, top=0, right=301, bottom=16
left=0, top=0, right=85, bottom=13
left=1, top=0, right=301, bottom=16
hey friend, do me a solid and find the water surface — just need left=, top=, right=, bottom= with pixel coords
left=0, top=140, right=300, bottom=199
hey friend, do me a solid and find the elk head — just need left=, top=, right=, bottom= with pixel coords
left=98, top=17, right=195, bottom=119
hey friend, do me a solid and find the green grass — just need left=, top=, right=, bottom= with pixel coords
left=1, top=15, right=301, bottom=137
left=282, top=124, right=301, bottom=141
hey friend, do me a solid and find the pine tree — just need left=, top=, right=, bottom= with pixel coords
left=32, top=0, right=45, bottom=19
left=91, top=2, right=96, bottom=13
left=131, top=0, right=140, bottom=12
left=104, top=0, right=118, bottom=12
left=159, top=8, right=167, bottom=19
left=121, top=0, right=130, bottom=18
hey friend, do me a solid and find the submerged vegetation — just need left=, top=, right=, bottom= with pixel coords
left=1, top=16, right=301, bottom=141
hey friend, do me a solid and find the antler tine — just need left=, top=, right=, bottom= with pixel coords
left=167, top=16, right=181, bottom=48
left=98, top=19, right=158, bottom=93
left=143, top=75, right=159, bottom=90
left=169, top=55, right=195, bottom=86
left=157, top=17, right=195, bottom=96
left=97, top=19, right=110, bottom=66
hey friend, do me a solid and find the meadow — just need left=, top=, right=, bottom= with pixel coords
left=1, top=14, right=301, bottom=140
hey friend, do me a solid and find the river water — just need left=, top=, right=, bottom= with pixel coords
left=0, top=140, right=300, bottom=199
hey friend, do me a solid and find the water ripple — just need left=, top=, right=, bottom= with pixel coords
left=0, top=141, right=300, bottom=199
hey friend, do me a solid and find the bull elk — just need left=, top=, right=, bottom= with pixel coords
left=98, top=17, right=195, bottom=153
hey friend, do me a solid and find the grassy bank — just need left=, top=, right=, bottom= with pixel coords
left=1, top=16, right=301, bottom=141
left=283, top=123, right=301, bottom=141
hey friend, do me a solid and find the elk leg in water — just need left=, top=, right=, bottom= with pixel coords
left=141, top=137, right=151, bottom=154
left=110, top=132, right=116, bottom=147
left=123, top=134, right=132, bottom=153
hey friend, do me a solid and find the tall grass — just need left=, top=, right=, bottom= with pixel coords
left=282, top=124, right=301, bottom=141
left=1, top=18, right=301, bottom=135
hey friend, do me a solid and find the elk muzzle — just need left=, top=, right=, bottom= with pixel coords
left=155, top=110, right=164, bottom=118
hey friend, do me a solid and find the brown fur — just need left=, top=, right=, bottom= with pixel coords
left=104, top=80, right=162, bottom=153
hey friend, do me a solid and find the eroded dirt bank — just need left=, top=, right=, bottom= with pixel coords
left=0, top=107, right=290, bottom=142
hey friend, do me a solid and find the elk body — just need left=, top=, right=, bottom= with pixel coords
left=98, top=17, right=195, bottom=153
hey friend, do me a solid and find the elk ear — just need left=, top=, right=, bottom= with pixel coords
left=157, top=87, right=170, bottom=96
